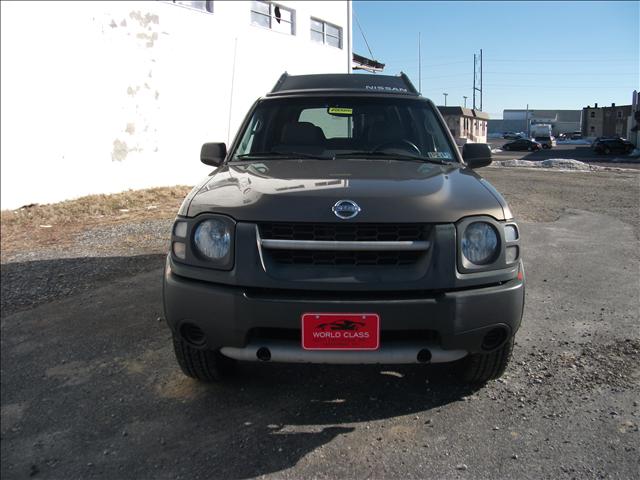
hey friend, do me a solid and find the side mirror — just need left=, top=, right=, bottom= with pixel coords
left=462, top=143, right=492, bottom=169
left=201, top=142, right=227, bottom=167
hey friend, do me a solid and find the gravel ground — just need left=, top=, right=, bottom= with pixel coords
left=482, top=168, right=640, bottom=238
left=1, top=168, right=639, bottom=479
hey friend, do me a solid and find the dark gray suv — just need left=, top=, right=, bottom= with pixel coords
left=163, top=73, right=525, bottom=384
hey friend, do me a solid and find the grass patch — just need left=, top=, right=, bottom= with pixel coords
left=1, top=186, right=192, bottom=258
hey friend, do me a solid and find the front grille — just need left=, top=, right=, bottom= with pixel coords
left=268, top=249, right=422, bottom=266
left=260, top=223, right=427, bottom=242
left=259, top=223, right=429, bottom=266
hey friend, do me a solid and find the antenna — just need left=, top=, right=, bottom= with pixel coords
left=418, top=32, right=421, bottom=93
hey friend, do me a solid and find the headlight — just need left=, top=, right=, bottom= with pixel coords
left=461, top=222, right=499, bottom=265
left=194, top=219, right=232, bottom=260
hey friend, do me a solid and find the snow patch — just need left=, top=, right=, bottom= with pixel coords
left=493, top=158, right=597, bottom=171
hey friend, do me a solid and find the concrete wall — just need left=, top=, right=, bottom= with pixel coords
left=628, top=91, right=639, bottom=147
left=0, top=1, right=351, bottom=209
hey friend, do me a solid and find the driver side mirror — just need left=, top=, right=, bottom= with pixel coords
left=201, top=142, right=227, bottom=167
left=462, top=143, right=492, bottom=169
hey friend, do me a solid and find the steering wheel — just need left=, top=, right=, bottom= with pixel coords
left=372, top=139, right=421, bottom=156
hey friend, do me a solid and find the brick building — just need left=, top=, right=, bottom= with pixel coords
left=582, top=103, right=632, bottom=138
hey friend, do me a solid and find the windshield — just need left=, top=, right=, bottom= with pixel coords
left=232, top=97, right=457, bottom=163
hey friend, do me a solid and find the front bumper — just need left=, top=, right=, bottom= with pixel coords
left=163, top=258, right=525, bottom=362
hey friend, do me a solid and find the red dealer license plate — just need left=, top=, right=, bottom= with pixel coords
left=301, top=313, right=380, bottom=350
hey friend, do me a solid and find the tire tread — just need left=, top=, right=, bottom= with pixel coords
left=460, top=337, right=514, bottom=384
left=172, top=334, right=233, bottom=382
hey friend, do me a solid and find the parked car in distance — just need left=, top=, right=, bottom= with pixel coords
left=570, top=132, right=583, bottom=140
left=503, top=139, right=542, bottom=151
left=502, top=132, right=521, bottom=139
left=593, top=138, right=635, bottom=155
left=534, top=136, right=556, bottom=149
left=590, top=136, right=625, bottom=149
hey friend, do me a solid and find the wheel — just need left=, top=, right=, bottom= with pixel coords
left=542, top=144, right=550, bottom=149
left=172, top=333, right=236, bottom=382
left=604, top=147, right=611, bottom=154
left=457, top=336, right=514, bottom=384
left=504, top=145, right=510, bottom=151
left=528, top=146, right=533, bottom=151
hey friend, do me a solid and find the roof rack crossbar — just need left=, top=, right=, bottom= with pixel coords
left=400, top=72, right=419, bottom=94
left=267, top=72, right=421, bottom=97
left=270, top=72, right=289, bottom=94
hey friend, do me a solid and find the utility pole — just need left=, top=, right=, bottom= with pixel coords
left=463, top=96, right=468, bottom=108
left=525, top=103, right=529, bottom=138
left=480, top=48, right=483, bottom=111
left=473, top=54, right=476, bottom=110
left=443, top=93, right=448, bottom=106
left=473, top=50, right=483, bottom=111
left=418, top=32, right=421, bottom=94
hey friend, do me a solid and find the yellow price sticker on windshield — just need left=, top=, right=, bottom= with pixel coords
left=329, top=107, right=353, bottom=115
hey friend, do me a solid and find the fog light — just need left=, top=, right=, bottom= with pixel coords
left=173, top=241, right=186, bottom=259
left=506, top=245, right=519, bottom=263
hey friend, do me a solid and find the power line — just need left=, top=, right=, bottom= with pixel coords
left=483, top=71, right=638, bottom=76
left=353, top=12, right=374, bottom=60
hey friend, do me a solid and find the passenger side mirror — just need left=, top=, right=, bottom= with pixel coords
left=201, top=143, right=227, bottom=167
left=462, top=143, right=492, bottom=169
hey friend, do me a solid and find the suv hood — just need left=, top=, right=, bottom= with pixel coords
left=186, top=159, right=509, bottom=223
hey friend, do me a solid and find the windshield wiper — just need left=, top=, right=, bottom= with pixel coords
left=234, top=150, right=333, bottom=160
left=333, top=151, right=451, bottom=165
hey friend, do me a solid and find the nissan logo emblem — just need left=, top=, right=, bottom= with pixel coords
left=332, top=200, right=361, bottom=219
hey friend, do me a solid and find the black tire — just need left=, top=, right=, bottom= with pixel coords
left=504, top=145, right=510, bottom=151
left=542, top=144, right=550, bottom=149
left=604, top=147, right=611, bottom=154
left=172, top=334, right=235, bottom=382
left=528, top=146, right=533, bottom=151
left=458, top=337, right=514, bottom=384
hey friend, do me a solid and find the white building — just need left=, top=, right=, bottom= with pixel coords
left=437, top=106, right=489, bottom=145
left=0, top=1, right=352, bottom=209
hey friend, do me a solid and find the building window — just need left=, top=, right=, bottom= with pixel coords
left=617, top=111, right=623, bottom=119
left=590, top=111, right=595, bottom=118
left=251, top=1, right=294, bottom=35
left=172, top=1, right=213, bottom=13
left=590, top=126, right=595, bottom=132
left=310, top=18, right=342, bottom=48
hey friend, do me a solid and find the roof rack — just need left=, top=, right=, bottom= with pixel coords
left=268, top=72, right=419, bottom=97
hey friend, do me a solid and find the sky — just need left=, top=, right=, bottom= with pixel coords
left=351, top=1, right=639, bottom=118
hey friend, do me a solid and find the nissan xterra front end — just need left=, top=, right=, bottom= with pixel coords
left=163, top=73, right=525, bottom=384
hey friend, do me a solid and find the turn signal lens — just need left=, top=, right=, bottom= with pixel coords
left=174, top=221, right=188, bottom=238
left=506, top=245, right=519, bottom=263
left=504, top=224, right=519, bottom=242
left=173, top=241, right=186, bottom=259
